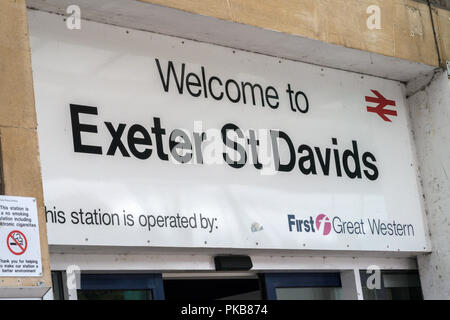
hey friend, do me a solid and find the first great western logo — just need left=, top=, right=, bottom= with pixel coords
left=287, top=214, right=415, bottom=237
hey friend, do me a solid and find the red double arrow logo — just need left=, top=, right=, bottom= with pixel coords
left=365, top=90, right=397, bottom=122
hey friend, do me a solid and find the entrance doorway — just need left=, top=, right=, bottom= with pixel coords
left=52, top=271, right=345, bottom=300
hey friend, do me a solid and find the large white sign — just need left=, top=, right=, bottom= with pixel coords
left=29, top=10, right=429, bottom=252
left=0, top=196, right=43, bottom=277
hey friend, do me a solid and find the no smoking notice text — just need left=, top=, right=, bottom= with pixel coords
left=0, top=196, right=42, bottom=277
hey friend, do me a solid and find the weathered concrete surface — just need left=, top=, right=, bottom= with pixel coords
left=407, top=71, right=450, bottom=299
left=139, top=0, right=443, bottom=67
left=0, top=0, right=51, bottom=293
left=25, top=0, right=438, bottom=82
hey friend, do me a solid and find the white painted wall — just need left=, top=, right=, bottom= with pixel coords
left=407, top=70, right=450, bottom=300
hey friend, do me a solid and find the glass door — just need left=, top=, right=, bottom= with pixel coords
left=263, top=272, right=342, bottom=300
left=77, top=273, right=165, bottom=300
left=359, top=270, right=423, bottom=300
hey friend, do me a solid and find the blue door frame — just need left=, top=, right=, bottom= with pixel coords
left=80, top=273, right=165, bottom=300
left=263, top=272, right=342, bottom=300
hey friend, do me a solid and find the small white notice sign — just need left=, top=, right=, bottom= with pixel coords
left=0, top=196, right=42, bottom=277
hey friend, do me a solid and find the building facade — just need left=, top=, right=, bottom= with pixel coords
left=0, top=0, right=449, bottom=300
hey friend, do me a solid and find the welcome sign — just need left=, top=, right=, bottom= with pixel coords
left=29, top=10, right=429, bottom=252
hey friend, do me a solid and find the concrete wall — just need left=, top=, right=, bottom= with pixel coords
left=407, top=71, right=450, bottom=299
left=139, top=0, right=448, bottom=67
left=0, top=0, right=51, bottom=295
